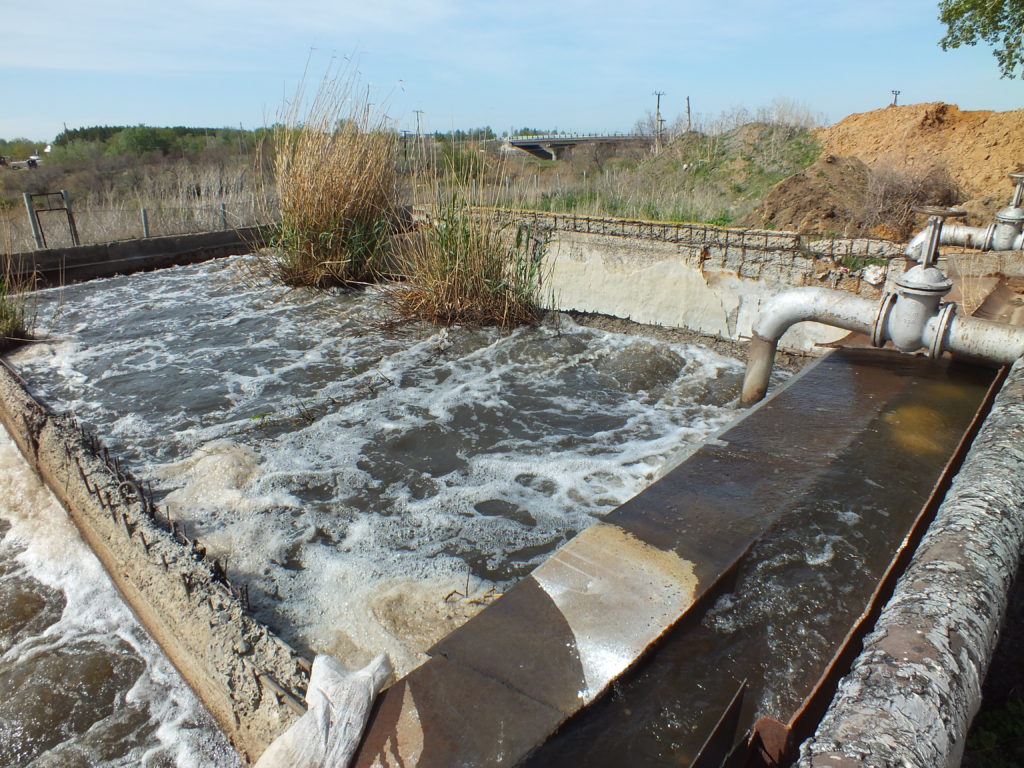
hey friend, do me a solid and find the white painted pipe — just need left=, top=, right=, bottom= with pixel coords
left=741, top=287, right=1024, bottom=405
left=741, top=288, right=875, bottom=406
left=941, top=313, right=1024, bottom=363
left=745, top=287, right=877, bottom=342
left=905, top=223, right=1024, bottom=259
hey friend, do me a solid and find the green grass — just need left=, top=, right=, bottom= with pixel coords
left=0, top=279, right=27, bottom=353
left=389, top=191, right=548, bottom=328
left=965, top=699, right=1024, bottom=767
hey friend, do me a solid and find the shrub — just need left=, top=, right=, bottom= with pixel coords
left=263, top=69, right=400, bottom=287
left=389, top=190, right=548, bottom=328
left=855, top=163, right=961, bottom=239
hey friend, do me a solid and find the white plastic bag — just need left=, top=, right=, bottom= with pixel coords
left=255, top=653, right=393, bottom=768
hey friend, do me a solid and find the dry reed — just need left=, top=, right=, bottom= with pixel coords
left=263, top=67, right=400, bottom=287
left=0, top=244, right=29, bottom=352
left=389, top=182, right=548, bottom=328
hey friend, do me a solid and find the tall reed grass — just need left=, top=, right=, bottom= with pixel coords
left=263, top=68, right=400, bottom=287
left=0, top=282, right=26, bottom=353
left=390, top=183, right=548, bottom=328
left=0, top=240, right=29, bottom=352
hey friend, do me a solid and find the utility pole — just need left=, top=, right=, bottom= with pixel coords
left=686, top=96, right=692, bottom=132
left=653, top=90, right=665, bottom=153
left=891, top=90, right=901, bottom=107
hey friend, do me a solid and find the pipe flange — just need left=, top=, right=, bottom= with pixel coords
left=872, top=291, right=897, bottom=348
left=983, top=223, right=997, bottom=251
left=929, top=302, right=957, bottom=358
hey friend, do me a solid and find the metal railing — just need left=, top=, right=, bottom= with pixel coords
left=507, top=133, right=651, bottom=143
left=2, top=199, right=269, bottom=255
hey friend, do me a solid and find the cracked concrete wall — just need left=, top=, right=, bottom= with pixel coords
left=0, top=362, right=303, bottom=766
left=544, top=229, right=895, bottom=353
left=798, top=358, right=1024, bottom=767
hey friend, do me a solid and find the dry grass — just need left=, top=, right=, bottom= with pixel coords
left=0, top=249, right=30, bottom=352
left=856, top=162, right=962, bottom=240
left=1, top=159, right=267, bottom=253
left=262, top=67, right=400, bottom=287
left=388, top=184, right=548, bottom=328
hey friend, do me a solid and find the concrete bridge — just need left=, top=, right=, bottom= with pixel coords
left=504, top=132, right=654, bottom=160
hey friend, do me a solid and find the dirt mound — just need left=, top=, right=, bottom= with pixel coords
left=741, top=154, right=870, bottom=235
left=817, top=102, right=1024, bottom=199
left=746, top=102, right=1023, bottom=236
left=743, top=151, right=963, bottom=239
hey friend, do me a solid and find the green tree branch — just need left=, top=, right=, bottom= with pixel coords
left=939, top=0, right=1024, bottom=78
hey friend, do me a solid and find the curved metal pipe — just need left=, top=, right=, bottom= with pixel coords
left=740, top=288, right=1024, bottom=406
left=740, top=289, right=876, bottom=406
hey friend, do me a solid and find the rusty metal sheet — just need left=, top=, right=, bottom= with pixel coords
left=351, top=655, right=561, bottom=768
left=434, top=522, right=701, bottom=713
left=353, top=348, right=997, bottom=768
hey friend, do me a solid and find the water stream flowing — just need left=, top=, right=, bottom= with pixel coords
left=2, top=254, right=745, bottom=764
left=0, top=429, right=240, bottom=768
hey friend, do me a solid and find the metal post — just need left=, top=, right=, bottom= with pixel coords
left=220, top=203, right=228, bottom=231
left=141, top=208, right=150, bottom=238
left=61, top=189, right=80, bottom=246
left=653, top=91, right=665, bottom=154
left=23, top=193, right=44, bottom=249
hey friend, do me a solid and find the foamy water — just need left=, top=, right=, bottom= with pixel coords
left=4, top=253, right=744, bottom=762
left=0, top=428, right=240, bottom=768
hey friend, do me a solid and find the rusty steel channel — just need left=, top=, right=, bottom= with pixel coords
left=349, top=348, right=998, bottom=768
left=738, top=361, right=1009, bottom=767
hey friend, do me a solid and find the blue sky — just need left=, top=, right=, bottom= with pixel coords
left=1, top=0, right=1019, bottom=140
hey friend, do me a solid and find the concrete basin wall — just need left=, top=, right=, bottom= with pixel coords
left=8, top=226, right=269, bottom=286
left=536, top=215, right=900, bottom=353
left=0, top=362, right=306, bottom=765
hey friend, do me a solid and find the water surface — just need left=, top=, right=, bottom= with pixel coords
left=5, top=254, right=745, bottom=761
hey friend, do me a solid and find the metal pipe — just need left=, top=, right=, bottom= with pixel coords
left=741, top=289, right=1024, bottom=406
left=740, top=288, right=876, bottom=405
left=905, top=172, right=1024, bottom=258
left=904, top=223, right=1000, bottom=259
left=941, top=313, right=1024, bottom=363
left=743, top=205, right=1024, bottom=406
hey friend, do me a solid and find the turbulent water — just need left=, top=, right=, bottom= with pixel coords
left=0, top=431, right=241, bottom=768
left=3, top=255, right=745, bottom=763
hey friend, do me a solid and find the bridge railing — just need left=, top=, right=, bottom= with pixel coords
left=506, top=133, right=651, bottom=143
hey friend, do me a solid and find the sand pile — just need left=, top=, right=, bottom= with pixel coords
left=746, top=102, right=1023, bottom=236
left=817, top=102, right=1024, bottom=199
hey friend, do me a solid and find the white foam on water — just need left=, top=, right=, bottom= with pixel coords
left=11, top=255, right=746, bottom=679
left=0, top=427, right=240, bottom=767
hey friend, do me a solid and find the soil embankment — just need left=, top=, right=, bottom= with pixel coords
left=819, top=102, right=1023, bottom=199
left=746, top=103, right=1024, bottom=237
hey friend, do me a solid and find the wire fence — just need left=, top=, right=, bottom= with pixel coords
left=492, top=208, right=904, bottom=259
left=2, top=200, right=270, bottom=255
